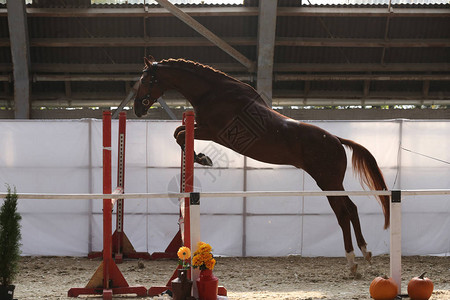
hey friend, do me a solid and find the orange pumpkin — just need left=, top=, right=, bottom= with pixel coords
left=407, top=272, right=434, bottom=300
left=369, top=275, right=398, bottom=300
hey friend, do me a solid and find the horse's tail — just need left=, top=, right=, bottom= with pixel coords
left=337, top=137, right=390, bottom=229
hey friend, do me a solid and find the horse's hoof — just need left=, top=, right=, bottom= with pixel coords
left=349, top=263, right=358, bottom=276
left=195, top=153, right=213, bottom=166
left=364, top=251, right=372, bottom=264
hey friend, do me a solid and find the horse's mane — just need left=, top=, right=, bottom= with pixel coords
left=158, top=58, right=236, bottom=82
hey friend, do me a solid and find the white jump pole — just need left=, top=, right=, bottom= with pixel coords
left=390, top=190, right=402, bottom=295
left=190, top=192, right=201, bottom=298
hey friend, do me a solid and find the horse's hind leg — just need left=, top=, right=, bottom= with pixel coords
left=344, top=197, right=372, bottom=264
left=304, top=140, right=370, bottom=274
left=326, top=195, right=358, bottom=274
left=313, top=173, right=367, bottom=274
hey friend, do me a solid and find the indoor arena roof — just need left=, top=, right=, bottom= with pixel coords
left=0, top=0, right=449, bottom=119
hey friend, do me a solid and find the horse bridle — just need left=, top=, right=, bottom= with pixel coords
left=139, top=62, right=159, bottom=106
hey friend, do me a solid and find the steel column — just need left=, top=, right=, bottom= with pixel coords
left=256, top=0, right=277, bottom=106
left=6, top=0, right=31, bottom=119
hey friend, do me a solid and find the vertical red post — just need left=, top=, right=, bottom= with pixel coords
left=103, top=111, right=112, bottom=290
left=115, top=111, right=126, bottom=262
left=183, top=111, right=195, bottom=250
left=149, top=111, right=196, bottom=296
left=68, top=111, right=147, bottom=299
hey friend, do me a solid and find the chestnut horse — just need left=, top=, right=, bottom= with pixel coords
left=134, top=56, right=389, bottom=274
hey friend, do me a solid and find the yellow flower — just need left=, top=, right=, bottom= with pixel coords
left=205, top=258, right=216, bottom=270
left=192, top=254, right=202, bottom=265
left=177, top=246, right=191, bottom=260
left=192, top=241, right=216, bottom=271
left=198, top=243, right=212, bottom=254
left=196, top=241, right=206, bottom=251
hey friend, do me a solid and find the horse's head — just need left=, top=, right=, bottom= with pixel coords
left=134, top=56, right=164, bottom=117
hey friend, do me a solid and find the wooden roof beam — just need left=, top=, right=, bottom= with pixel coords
left=153, top=0, right=254, bottom=71
left=0, top=7, right=448, bottom=18
left=1, top=37, right=447, bottom=48
left=30, top=73, right=450, bottom=82
left=0, top=63, right=448, bottom=73
left=275, top=74, right=450, bottom=81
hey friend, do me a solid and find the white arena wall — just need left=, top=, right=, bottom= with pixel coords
left=0, top=117, right=449, bottom=258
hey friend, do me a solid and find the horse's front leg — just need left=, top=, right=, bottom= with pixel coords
left=174, top=126, right=214, bottom=166
left=173, top=125, right=187, bottom=140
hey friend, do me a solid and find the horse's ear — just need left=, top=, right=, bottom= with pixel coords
left=144, top=57, right=152, bottom=67
left=144, top=55, right=156, bottom=67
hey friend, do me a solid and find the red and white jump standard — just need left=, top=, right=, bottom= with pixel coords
left=68, top=111, right=147, bottom=299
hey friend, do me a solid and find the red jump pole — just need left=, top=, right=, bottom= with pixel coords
left=148, top=111, right=196, bottom=296
left=68, top=111, right=147, bottom=299
left=183, top=111, right=195, bottom=250
left=114, top=111, right=126, bottom=263
left=89, top=112, right=151, bottom=262
left=111, top=111, right=151, bottom=262
left=103, top=110, right=113, bottom=293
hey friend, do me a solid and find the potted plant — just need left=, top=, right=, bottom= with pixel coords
left=171, top=246, right=193, bottom=300
left=0, top=185, right=22, bottom=300
left=192, top=242, right=218, bottom=300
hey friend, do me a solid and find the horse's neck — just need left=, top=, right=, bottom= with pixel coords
left=159, top=67, right=212, bottom=105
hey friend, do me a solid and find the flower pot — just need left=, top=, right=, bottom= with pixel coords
left=171, top=269, right=193, bottom=300
left=196, top=269, right=219, bottom=300
left=0, top=285, right=15, bottom=300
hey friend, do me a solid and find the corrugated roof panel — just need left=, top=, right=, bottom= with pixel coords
left=310, top=80, right=365, bottom=92
left=28, top=17, right=144, bottom=38
left=244, top=0, right=302, bottom=6
left=275, top=46, right=383, bottom=64
left=317, top=17, right=387, bottom=39
left=277, top=16, right=387, bottom=39
left=146, top=17, right=203, bottom=38
left=305, top=0, right=448, bottom=5
left=92, top=0, right=244, bottom=4
left=384, top=47, right=450, bottom=63
left=0, top=49, right=11, bottom=66
left=430, top=81, right=450, bottom=94
left=16, top=0, right=449, bottom=7
left=194, top=16, right=258, bottom=37
left=28, top=45, right=256, bottom=65
left=146, top=15, right=257, bottom=37
left=0, top=16, right=8, bottom=38
left=389, top=17, right=450, bottom=39
left=31, top=81, right=64, bottom=95
left=277, top=17, right=329, bottom=38
left=30, top=47, right=146, bottom=64
left=148, top=45, right=256, bottom=63
left=370, top=80, right=422, bottom=93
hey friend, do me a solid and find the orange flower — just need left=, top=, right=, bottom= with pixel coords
left=177, top=246, right=191, bottom=260
left=198, top=243, right=212, bottom=254
left=205, top=258, right=216, bottom=270
left=192, top=255, right=202, bottom=267
left=192, top=241, right=216, bottom=271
